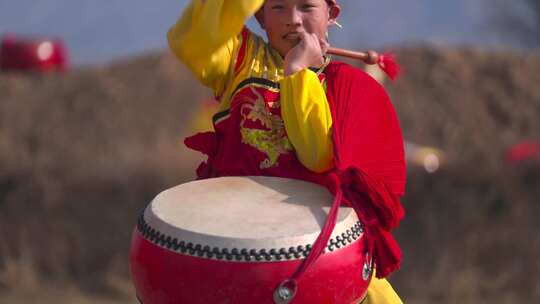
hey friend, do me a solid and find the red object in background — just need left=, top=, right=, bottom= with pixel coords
left=506, top=140, right=540, bottom=165
left=0, top=34, right=68, bottom=72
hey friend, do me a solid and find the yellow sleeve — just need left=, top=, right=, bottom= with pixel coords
left=167, top=0, right=264, bottom=96
left=280, top=69, right=334, bottom=173
left=364, top=278, right=403, bottom=304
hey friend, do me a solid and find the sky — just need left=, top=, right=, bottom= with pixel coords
left=0, top=0, right=512, bottom=66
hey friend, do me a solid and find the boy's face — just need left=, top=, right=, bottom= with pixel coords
left=258, top=0, right=340, bottom=57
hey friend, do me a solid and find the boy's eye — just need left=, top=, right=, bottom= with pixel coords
left=271, top=5, right=285, bottom=10
left=301, top=3, right=317, bottom=11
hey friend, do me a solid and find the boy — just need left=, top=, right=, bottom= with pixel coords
left=168, top=0, right=406, bottom=303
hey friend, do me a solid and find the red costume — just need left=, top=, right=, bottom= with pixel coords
left=185, top=61, right=405, bottom=280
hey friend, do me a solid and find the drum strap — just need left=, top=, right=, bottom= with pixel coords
left=293, top=173, right=343, bottom=281
left=276, top=166, right=403, bottom=302
left=276, top=173, right=343, bottom=301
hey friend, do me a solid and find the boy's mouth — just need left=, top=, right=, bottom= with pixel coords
left=283, top=32, right=301, bottom=42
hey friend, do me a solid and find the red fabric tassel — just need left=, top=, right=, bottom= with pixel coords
left=325, top=62, right=406, bottom=278
left=378, top=53, right=401, bottom=80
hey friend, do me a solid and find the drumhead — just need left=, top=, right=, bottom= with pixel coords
left=139, top=176, right=363, bottom=261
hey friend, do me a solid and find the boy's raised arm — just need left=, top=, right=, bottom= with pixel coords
left=167, top=0, right=264, bottom=95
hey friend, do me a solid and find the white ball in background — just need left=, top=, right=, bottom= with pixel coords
left=424, top=154, right=440, bottom=174
left=37, top=41, right=54, bottom=61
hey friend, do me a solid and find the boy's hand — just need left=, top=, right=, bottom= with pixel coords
left=284, top=32, right=329, bottom=76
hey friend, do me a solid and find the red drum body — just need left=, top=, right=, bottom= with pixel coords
left=130, top=177, right=371, bottom=304
left=0, top=34, right=68, bottom=72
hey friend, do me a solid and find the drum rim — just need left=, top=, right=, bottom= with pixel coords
left=137, top=176, right=365, bottom=262
left=136, top=209, right=364, bottom=262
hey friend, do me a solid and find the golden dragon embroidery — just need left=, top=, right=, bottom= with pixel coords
left=239, top=87, right=293, bottom=169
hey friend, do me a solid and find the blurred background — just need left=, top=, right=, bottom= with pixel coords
left=0, top=0, right=539, bottom=303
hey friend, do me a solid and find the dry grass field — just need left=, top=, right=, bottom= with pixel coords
left=1, top=47, right=539, bottom=303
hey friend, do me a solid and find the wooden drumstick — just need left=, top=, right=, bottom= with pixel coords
left=327, top=47, right=379, bottom=65
left=326, top=47, right=400, bottom=80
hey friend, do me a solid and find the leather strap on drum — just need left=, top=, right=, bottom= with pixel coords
left=277, top=167, right=402, bottom=300
left=274, top=174, right=343, bottom=303
left=292, top=173, right=343, bottom=280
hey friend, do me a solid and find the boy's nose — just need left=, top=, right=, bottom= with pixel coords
left=286, top=8, right=302, bottom=27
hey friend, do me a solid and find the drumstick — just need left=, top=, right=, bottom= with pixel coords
left=326, top=47, right=400, bottom=80
left=327, top=47, right=379, bottom=64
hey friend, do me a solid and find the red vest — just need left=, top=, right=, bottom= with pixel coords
left=186, top=71, right=329, bottom=186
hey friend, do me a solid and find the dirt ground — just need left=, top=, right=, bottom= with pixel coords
left=1, top=47, right=539, bottom=303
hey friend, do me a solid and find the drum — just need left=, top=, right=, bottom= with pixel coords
left=130, top=176, right=371, bottom=304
